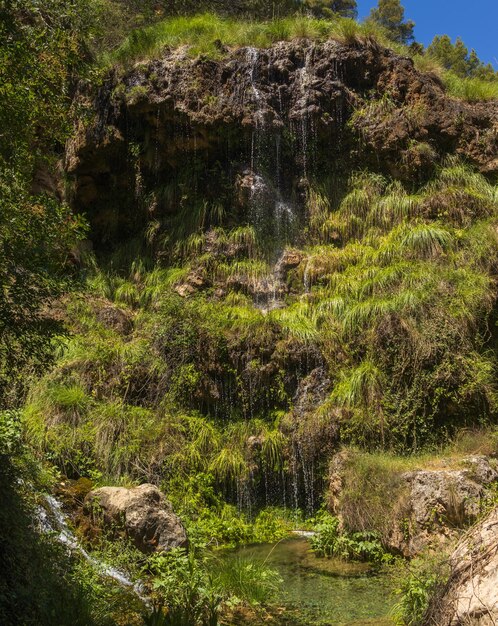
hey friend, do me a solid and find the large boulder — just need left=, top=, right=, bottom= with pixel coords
left=85, top=484, right=187, bottom=553
left=424, top=506, right=498, bottom=626
left=390, top=456, right=498, bottom=555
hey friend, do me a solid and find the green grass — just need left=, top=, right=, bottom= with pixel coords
left=109, top=13, right=388, bottom=67
left=107, top=13, right=498, bottom=103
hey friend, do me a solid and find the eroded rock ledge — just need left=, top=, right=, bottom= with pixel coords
left=66, top=39, right=498, bottom=246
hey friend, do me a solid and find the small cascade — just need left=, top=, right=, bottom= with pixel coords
left=246, top=47, right=265, bottom=128
left=293, top=46, right=315, bottom=179
left=38, top=495, right=150, bottom=606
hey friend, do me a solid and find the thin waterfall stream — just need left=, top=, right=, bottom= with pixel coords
left=37, top=494, right=150, bottom=607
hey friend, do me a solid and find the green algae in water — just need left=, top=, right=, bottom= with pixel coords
left=228, top=538, right=394, bottom=626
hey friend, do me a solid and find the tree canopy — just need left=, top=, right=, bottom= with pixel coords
left=303, top=0, right=358, bottom=19
left=368, top=0, right=415, bottom=45
left=0, top=0, right=88, bottom=407
left=427, top=35, right=496, bottom=80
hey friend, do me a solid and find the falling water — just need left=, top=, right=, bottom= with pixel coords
left=38, top=495, right=150, bottom=606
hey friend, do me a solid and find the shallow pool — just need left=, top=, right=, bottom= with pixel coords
left=229, top=538, right=395, bottom=626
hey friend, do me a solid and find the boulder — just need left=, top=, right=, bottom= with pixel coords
left=85, top=483, right=187, bottom=553
left=391, top=456, right=498, bottom=556
left=328, top=453, right=498, bottom=557
left=424, top=506, right=498, bottom=626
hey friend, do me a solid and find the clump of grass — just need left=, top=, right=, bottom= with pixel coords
left=442, top=72, right=498, bottom=102
left=335, top=450, right=414, bottom=542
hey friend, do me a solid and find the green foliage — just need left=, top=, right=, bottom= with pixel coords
left=391, top=553, right=450, bottom=625
left=147, top=548, right=222, bottom=626
left=303, top=0, right=358, bottom=19
left=427, top=35, right=497, bottom=80
left=0, top=169, right=86, bottom=407
left=0, top=1, right=90, bottom=407
left=0, top=411, right=22, bottom=455
left=368, top=0, right=415, bottom=44
left=311, top=512, right=390, bottom=563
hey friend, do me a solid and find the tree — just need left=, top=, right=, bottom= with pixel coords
left=427, top=35, right=497, bottom=80
left=0, top=0, right=90, bottom=407
left=304, top=0, right=358, bottom=19
left=368, top=0, right=415, bottom=45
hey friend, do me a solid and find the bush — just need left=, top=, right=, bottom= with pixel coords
left=147, top=548, right=222, bottom=626
left=391, top=553, right=450, bottom=625
left=311, top=512, right=391, bottom=563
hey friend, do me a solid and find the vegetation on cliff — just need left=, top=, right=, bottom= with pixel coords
left=1, top=1, right=498, bottom=625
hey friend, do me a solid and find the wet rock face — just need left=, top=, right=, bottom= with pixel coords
left=66, top=39, right=498, bottom=248
left=85, top=484, right=188, bottom=553
left=424, top=506, right=498, bottom=626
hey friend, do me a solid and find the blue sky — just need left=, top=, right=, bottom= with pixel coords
left=356, top=0, right=498, bottom=69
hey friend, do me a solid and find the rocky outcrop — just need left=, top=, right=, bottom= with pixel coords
left=390, top=456, right=498, bottom=556
left=424, top=506, right=498, bottom=626
left=66, top=39, right=498, bottom=247
left=328, top=454, right=498, bottom=557
left=85, top=484, right=187, bottom=553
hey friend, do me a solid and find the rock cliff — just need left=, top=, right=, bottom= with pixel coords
left=66, top=39, right=498, bottom=247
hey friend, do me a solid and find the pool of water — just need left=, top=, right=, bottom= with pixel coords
left=229, top=538, right=395, bottom=626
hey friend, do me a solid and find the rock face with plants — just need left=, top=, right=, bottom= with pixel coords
left=423, top=505, right=498, bottom=625
left=68, top=36, right=498, bottom=246
left=3, top=4, right=498, bottom=625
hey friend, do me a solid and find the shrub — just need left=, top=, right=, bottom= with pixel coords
left=147, top=548, right=222, bottom=626
left=391, top=553, right=450, bottom=625
left=311, top=512, right=391, bottom=563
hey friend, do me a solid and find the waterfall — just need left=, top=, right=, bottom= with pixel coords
left=38, top=494, right=150, bottom=607
left=246, top=47, right=264, bottom=124
left=294, top=46, right=314, bottom=179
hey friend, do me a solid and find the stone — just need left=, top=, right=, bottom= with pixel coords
left=85, top=484, right=187, bottom=553
left=424, top=506, right=498, bottom=626
left=389, top=457, right=498, bottom=555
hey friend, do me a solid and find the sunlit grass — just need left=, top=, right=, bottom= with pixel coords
left=108, top=13, right=388, bottom=67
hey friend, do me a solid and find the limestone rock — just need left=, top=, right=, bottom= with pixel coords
left=85, top=484, right=187, bottom=553
left=424, top=506, right=498, bottom=626
left=328, top=453, right=498, bottom=557
left=391, top=456, right=498, bottom=555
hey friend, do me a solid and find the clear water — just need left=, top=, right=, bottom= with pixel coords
left=229, top=539, right=395, bottom=626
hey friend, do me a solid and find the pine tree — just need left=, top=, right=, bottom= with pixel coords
left=304, top=0, right=358, bottom=19
left=427, top=35, right=497, bottom=80
left=368, top=0, right=415, bottom=44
